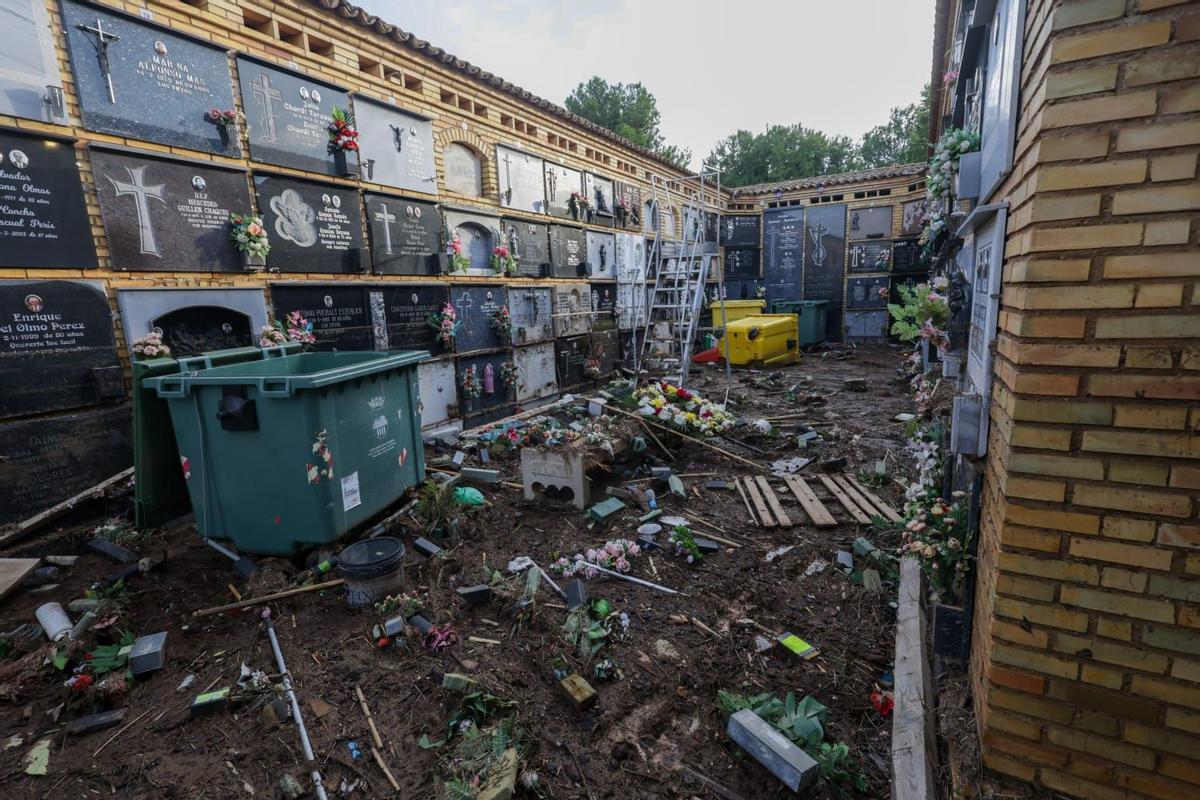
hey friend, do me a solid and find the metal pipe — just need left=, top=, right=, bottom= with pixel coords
left=587, top=562, right=678, bottom=594
left=262, top=608, right=329, bottom=800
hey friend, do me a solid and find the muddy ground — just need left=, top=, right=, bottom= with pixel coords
left=2, top=344, right=925, bottom=799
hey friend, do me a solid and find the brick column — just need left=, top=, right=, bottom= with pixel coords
left=974, top=1, right=1200, bottom=797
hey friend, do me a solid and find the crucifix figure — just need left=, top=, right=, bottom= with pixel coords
left=500, top=152, right=514, bottom=205
left=77, top=18, right=120, bottom=104
left=250, top=73, right=281, bottom=142
left=374, top=203, right=397, bottom=255
left=388, top=124, right=404, bottom=154
left=107, top=165, right=166, bottom=257
left=598, top=243, right=607, bottom=273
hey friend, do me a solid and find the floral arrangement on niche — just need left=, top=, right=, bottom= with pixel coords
left=327, top=106, right=359, bottom=153
left=550, top=538, right=641, bottom=579
left=633, top=381, right=736, bottom=436
left=567, top=191, right=590, bottom=220
left=460, top=364, right=482, bottom=401
left=426, top=302, right=461, bottom=349
left=131, top=331, right=170, bottom=360
left=448, top=238, right=471, bottom=272
left=754, top=285, right=767, bottom=300
left=229, top=213, right=270, bottom=261
left=207, top=108, right=244, bottom=129
left=260, top=311, right=316, bottom=347
left=500, top=361, right=519, bottom=393
left=927, top=127, right=980, bottom=203
left=583, top=354, right=602, bottom=379
left=491, top=245, right=517, bottom=276
left=887, top=278, right=951, bottom=352
left=490, top=305, right=513, bottom=344
left=897, top=488, right=973, bottom=605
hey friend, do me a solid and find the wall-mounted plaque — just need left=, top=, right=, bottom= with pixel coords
left=512, top=341, right=556, bottom=403
left=846, top=275, right=890, bottom=309
left=892, top=238, right=923, bottom=272
left=354, top=97, right=437, bottom=194
left=0, top=279, right=122, bottom=418
left=0, top=0, right=66, bottom=124
left=762, top=207, right=804, bottom=302
left=720, top=215, right=761, bottom=248
left=61, top=0, right=238, bottom=155
left=555, top=334, right=588, bottom=389
left=255, top=174, right=365, bottom=273
left=585, top=231, right=615, bottom=280
left=590, top=328, right=619, bottom=374
left=507, top=286, right=552, bottom=344
left=449, top=284, right=504, bottom=353
left=270, top=284, right=373, bottom=350
left=456, top=351, right=513, bottom=424
left=443, top=208, right=500, bottom=276
left=501, top=217, right=550, bottom=278
left=0, top=130, right=95, bottom=268
left=802, top=204, right=846, bottom=341
left=91, top=148, right=250, bottom=271
left=544, top=162, right=583, bottom=220
left=584, top=172, right=614, bottom=222
left=613, top=181, right=642, bottom=230
left=552, top=283, right=590, bottom=338
left=847, top=241, right=893, bottom=274
left=237, top=56, right=349, bottom=175
left=590, top=283, right=616, bottom=331
left=848, top=206, right=892, bottom=240
left=381, top=284, right=446, bottom=352
left=496, top=145, right=545, bottom=214
left=548, top=224, right=585, bottom=278
left=845, top=309, right=887, bottom=339
left=901, top=199, right=926, bottom=236
left=365, top=193, right=442, bottom=275
left=723, top=248, right=759, bottom=280
left=613, top=232, right=645, bottom=283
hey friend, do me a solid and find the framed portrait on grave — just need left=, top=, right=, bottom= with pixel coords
left=500, top=217, right=551, bottom=278
left=762, top=207, right=804, bottom=302
left=901, top=199, right=926, bottom=236
left=0, top=130, right=95, bottom=268
left=236, top=56, right=350, bottom=175
left=847, top=206, right=892, bottom=240
left=60, top=0, right=238, bottom=155
left=496, top=145, right=546, bottom=214
left=364, top=193, right=443, bottom=275
left=584, top=172, right=614, bottom=223
left=91, top=146, right=251, bottom=271
left=802, top=204, right=846, bottom=341
left=255, top=174, right=366, bottom=273
left=720, top=215, right=761, bottom=248
left=0, top=0, right=67, bottom=124
left=979, top=0, right=1026, bottom=201
left=353, top=96, right=437, bottom=194
left=613, top=181, right=642, bottom=230
left=544, top=162, right=583, bottom=220
left=270, top=284, right=374, bottom=350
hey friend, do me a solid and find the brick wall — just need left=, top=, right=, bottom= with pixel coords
left=971, top=1, right=1200, bottom=797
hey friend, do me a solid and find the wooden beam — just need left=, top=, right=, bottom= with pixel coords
left=833, top=475, right=885, bottom=524
left=1, top=467, right=134, bottom=548
left=740, top=477, right=776, bottom=529
left=845, top=475, right=902, bottom=523
left=817, top=475, right=872, bottom=524
left=753, top=476, right=792, bottom=527
left=191, top=579, right=345, bottom=618
left=783, top=477, right=837, bottom=528
left=892, top=557, right=937, bottom=800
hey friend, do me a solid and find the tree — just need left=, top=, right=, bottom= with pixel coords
left=565, top=77, right=692, bottom=168
left=858, top=85, right=932, bottom=168
left=707, top=125, right=861, bottom=188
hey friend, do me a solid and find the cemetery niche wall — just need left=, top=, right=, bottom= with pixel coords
left=0, top=0, right=66, bottom=124
left=353, top=97, right=437, bottom=194
left=502, top=217, right=551, bottom=278
left=365, top=193, right=443, bottom=275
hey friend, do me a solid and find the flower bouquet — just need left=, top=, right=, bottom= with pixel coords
left=327, top=106, right=359, bottom=176
left=500, top=361, right=519, bottom=394
left=549, top=538, right=641, bottom=579
left=490, top=305, right=513, bottom=344
left=490, top=245, right=517, bottom=276
left=131, top=331, right=170, bottom=360
left=448, top=237, right=471, bottom=272
left=460, top=364, right=482, bottom=401
left=427, top=302, right=461, bottom=350
left=567, top=191, right=590, bottom=221
left=633, top=381, right=736, bottom=436
left=229, top=212, right=270, bottom=270
left=259, top=311, right=316, bottom=347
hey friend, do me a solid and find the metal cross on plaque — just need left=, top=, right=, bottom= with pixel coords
left=388, top=124, right=404, bottom=154
left=546, top=168, right=557, bottom=201
left=107, top=165, right=166, bottom=257
left=374, top=203, right=397, bottom=255
left=500, top=152, right=514, bottom=205
left=77, top=18, right=121, bottom=104
left=250, top=73, right=281, bottom=142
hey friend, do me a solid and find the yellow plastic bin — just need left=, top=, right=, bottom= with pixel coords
left=711, top=299, right=766, bottom=328
left=725, top=314, right=800, bottom=366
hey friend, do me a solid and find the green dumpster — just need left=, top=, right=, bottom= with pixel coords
left=768, top=300, right=829, bottom=346
left=146, top=350, right=429, bottom=555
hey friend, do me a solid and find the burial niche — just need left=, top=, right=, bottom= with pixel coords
left=444, top=143, right=483, bottom=197
left=152, top=305, right=253, bottom=356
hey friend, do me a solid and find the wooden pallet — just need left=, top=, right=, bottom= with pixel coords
left=817, top=474, right=873, bottom=524
left=846, top=475, right=903, bottom=522
left=737, top=476, right=792, bottom=528
left=782, top=477, right=838, bottom=528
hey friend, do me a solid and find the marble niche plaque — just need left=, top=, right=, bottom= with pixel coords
left=496, top=145, right=545, bottom=214
left=0, top=279, right=123, bottom=418
left=237, top=56, right=349, bottom=175
left=0, top=0, right=67, bottom=123
left=270, top=284, right=374, bottom=351
left=456, top=351, right=513, bottom=424
left=552, top=283, right=591, bottom=338
left=847, top=241, right=893, bottom=274
left=90, top=147, right=251, bottom=271
left=0, top=130, right=96, bottom=268
left=848, top=206, right=893, bottom=240
left=762, top=207, right=804, bottom=303
left=443, top=208, right=499, bottom=276
left=555, top=334, right=588, bottom=389
left=589, top=283, right=616, bottom=332
left=720, top=215, right=761, bottom=248
left=722, top=248, right=759, bottom=280
left=256, top=174, right=365, bottom=273
left=548, top=224, right=585, bottom=278
left=61, top=0, right=238, bottom=155
left=354, top=96, right=437, bottom=194
left=585, top=231, right=615, bottom=280
left=507, top=285, right=552, bottom=345
left=613, top=232, right=645, bottom=283
left=381, top=283, right=446, bottom=352
left=803, top=204, right=847, bottom=341
left=584, top=172, right=614, bottom=225
left=365, top=193, right=442, bottom=275
left=449, top=284, right=504, bottom=354
left=500, top=217, right=551, bottom=278
left=417, top=358, right=456, bottom=428
left=512, top=341, right=556, bottom=403
left=544, top=162, right=583, bottom=220
left=892, top=239, right=923, bottom=272
left=613, top=181, right=641, bottom=230
left=846, top=275, right=890, bottom=309
left=901, top=199, right=926, bottom=236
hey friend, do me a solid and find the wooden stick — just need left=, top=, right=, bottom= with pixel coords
left=191, top=579, right=345, bottom=618
left=371, top=747, right=401, bottom=792
left=607, top=407, right=766, bottom=472
left=354, top=685, right=384, bottom=750
left=734, top=479, right=758, bottom=525
left=93, top=706, right=155, bottom=757
left=635, top=416, right=676, bottom=461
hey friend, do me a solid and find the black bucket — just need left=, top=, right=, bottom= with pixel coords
left=336, top=537, right=405, bottom=609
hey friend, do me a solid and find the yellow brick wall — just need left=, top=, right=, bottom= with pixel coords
left=969, top=1, right=1200, bottom=797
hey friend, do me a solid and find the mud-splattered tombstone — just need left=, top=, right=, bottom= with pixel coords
left=589, top=328, right=620, bottom=376
left=512, top=341, right=557, bottom=404
left=449, top=284, right=505, bottom=353
left=520, top=445, right=590, bottom=509
left=417, top=358, right=457, bottom=430
left=552, top=283, right=591, bottom=338
left=506, top=285, right=553, bottom=344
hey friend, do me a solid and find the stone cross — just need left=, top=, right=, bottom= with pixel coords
left=374, top=203, right=397, bottom=255
left=107, top=165, right=166, bottom=257
left=77, top=18, right=120, bottom=104
left=250, top=73, right=281, bottom=142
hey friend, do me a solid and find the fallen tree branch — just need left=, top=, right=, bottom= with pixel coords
left=191, top=579, right=344, bottom=618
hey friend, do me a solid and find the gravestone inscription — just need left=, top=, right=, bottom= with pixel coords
left=846, top=275, right=890, bottom=309
left=720, top=215, right=761, bottom=248
left=613, top=181, right=641, bottom=230
left=365, top=193, right=442, bottom=275
left=544, top=162, right=583, bottom=220
left=237, top=56, right=349, bottom=174
left=762, top=207, right=804, bottom=302
left=0, top=280, right=122, bottom=418
left=496, top=145, right=545, bottom=214
left=381, top=283, right=446, bottom=351
left=802, top=204, right=846, bottom=341
left=722, top=248, right=759, bottom=280
left=0, top=130, right=96, bottom=268
left=270, top=284, right=373, bottom=350
left=613, top=232, right=645, bottom=282
left=450, top=284, right=504, bottom=353
left=590, top=283, right=616, bottom=331
left=256, top=174, right=365, bottom=273
left=548, top=224, right=585, bottom=278
left=847, top=241, right=892, bottom=273
left=61, top=0, right=238, bottom=154
left=892, top=239, right=922, bottom=272
left=555, top=334, right=588, bottom=389
left=590, top=328, right=619, bottom=375
left=848, top=206, right=892, bottom=240
left=501, top=217, right=551, bottom=278
left=354, top=97, right=437, bottom=193
left=0, top=0, right=66, bottom=123
left=91, top=148, right=250, bottom=271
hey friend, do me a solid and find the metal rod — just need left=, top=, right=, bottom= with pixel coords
left=262, top=608, right=329, bottom=800
left=587, top=562, right=678, bottom=594
left=531, top=561, right=567, bottom=599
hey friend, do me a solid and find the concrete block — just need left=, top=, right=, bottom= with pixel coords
left=412, top=537, right=442, bottom=558
left=190, top=687, right=230, bottom=717
left=586, top=497, right=626, bottom=525
left=521, top=447, right=589, bottom=509
left=408, top=614, right=433, bottom=634
left=130, top=632, right=167, bottom=676
left=461, top=468, right=500, bottom=484
left=694, top=537, right=721, bottom=554
left=726, top=708, right=819, bottom=792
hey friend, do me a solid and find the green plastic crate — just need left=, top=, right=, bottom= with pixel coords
left=768, top=300, right=829, bottom=346
left=146, top=350, right=428, bottom=555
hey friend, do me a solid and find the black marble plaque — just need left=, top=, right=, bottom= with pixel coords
left=0, top=279, right=122, bottom=418
left=91, top=148, right=250, bottom=271
left=846, top=275, right=890, bottom=309
left=590, top=328, right=619, bottom=375
left=354, top=97, right=437, bottom=194
left=723, top=248, right=759, bottom=280
left=270, top=285, right=373, bottom=350
left=720, top=215, right=761, bottom=248
left=584, top=172, right=614, bottom=221
left=456, top=351, right=513, bottom=422
left=153, top=304, right=254, bottom=356
left=1, top=0, right=66, bottom=123
left=365, top=193, right=441, bottom=275
left=548, top=224, right=585, bottom=278
left=497, top=145, right=545, bottom=214
left=845, top=309, right=887, bottom=339
left=0, top=131, right=96, bottom=268
left=256, top=174, right=365, bottom=273
left=61, top=0, right=238, bottom=155
left=0, top=403, right=132, bottom=524
left=716, top=280, right=758, bottom=301
left=762, top=207, right=804, bottom=302
left=892, top=239, right=923, bottom=272
left=613, top=181, right=642, bottom=230
left=501, top=217, right=550, bottom=278
left=544, top=162, right=583, bottom=220
left=237, top=56, right=349, bottom=174
left=802, top=204, right=846, bottom=341
left=555, top=334, right=588, bottom=388
left=381, top=284, right=446, bottom=351
left=450, top=284, right=504, bottom=353
left=848, top=206, right=892, bottom=240
left=590, top=283, right=616, bottom=332
left=847, top=241, right=893, bottom=274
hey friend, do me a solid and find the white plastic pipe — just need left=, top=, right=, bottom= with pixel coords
left=262, top=608, right=328, bottom=800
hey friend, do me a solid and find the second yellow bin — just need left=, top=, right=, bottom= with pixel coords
left=724, top=314, right=800, bottom=366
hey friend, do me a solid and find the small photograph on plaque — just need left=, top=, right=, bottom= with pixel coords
left=0, top=130, right=95, bottom=268
left=255, top=174, right=365, bottom=273
left=365, top=193, right=442, bottom=275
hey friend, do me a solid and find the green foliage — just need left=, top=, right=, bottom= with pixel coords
left=813, top=742, right=869, bottom=792
left=435, top=718, right=524, bottom=800
left=668, top=524, right=703, bottom=561
left=858, top=85, right=932, bottom=169
left=707, top=125, right=859, bottom=188
left=414, top=479, right=464, bottom=536
left=419, top=690, right=517, bottom=750
left=565, top=77, right=691, bottom=168
left=887, top=282, right=950, bottom=342
left=562, top=606, right=609, bottom=662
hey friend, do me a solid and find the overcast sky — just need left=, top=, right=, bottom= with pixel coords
left=356, top=0, right=937, bottom=171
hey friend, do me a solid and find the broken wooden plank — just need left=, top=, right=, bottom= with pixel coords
left=893, top=557, right=937, bottom=800
left=782, top=478, right=837, bottom=528
left=833, top=475, right=888, bottom=524
left=0, top=467, right=135, bottom=548
left=753, top=476, right=792, bottom=528
left=0, top=558, right=42, bottom=603
left=816, top=475, right=872, bottom=525
left=740, top=477, right=776, bottom=529
left=846, top=475, right=903, bottom=523
left=734, top=479, right=760, bottom=526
